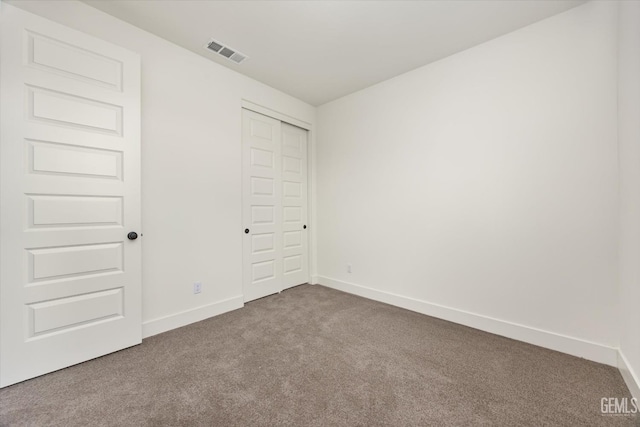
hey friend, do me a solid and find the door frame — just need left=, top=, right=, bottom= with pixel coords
left=240, top=99, right=316, bottom=297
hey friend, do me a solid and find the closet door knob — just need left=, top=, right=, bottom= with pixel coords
left=303, top=225, right=307, bottom=229
left=127, top=232, right=138, bottom=240
left=244, top=228, right=250, bottom=234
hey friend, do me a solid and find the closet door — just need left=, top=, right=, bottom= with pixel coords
left=241, top=110, right=283, bottom=302
left=241, top=110, right=309, bottom=302
left=281, top=123, right=308, bottom=289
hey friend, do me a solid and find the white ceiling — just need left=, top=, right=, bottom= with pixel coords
left=82, top=0, right=585, bottom=106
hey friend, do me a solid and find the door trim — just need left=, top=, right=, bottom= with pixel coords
left=241, top=100, right=312, bottom=131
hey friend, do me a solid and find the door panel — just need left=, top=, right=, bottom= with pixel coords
left=280, top=123, right=308, bottom=289
left=28, top=140, right=123, bottom=179
left=28, top=288, right=124, bottom=336
left=26, top=31, right=123, bottom=90
left=28, top=195, right=123, bottom=227
left=0, top=5, right=141, bottom=387
left=28, top=86, right=123, bottom=134
left=242, top=110, right=282, bottom=302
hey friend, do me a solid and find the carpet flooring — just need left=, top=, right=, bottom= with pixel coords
left=0, top=284, right=636, bottom=426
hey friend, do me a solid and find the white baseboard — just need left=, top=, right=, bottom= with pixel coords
left=142, top=296, right=244, bottom=338
left=618, top=351, right=640, bottom=399
left=310, top=275, right=319, bottom=285
left=318, top=276, right=618, bottom=367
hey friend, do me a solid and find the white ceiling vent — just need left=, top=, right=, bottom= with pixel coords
left=204, top=39, right=248, bottom=64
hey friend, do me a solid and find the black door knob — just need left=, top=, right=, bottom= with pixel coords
left=244, top=228, right=250, bottom=234
left=127, top=232, right=138, bottom=240
left=303, top=225, right=307, bottom=229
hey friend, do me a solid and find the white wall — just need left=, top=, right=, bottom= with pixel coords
left=5, top=0, right=316, bottom=336
left=617, top=0, right=640, bottom=398
left=317, top=1, right=620, bottom=364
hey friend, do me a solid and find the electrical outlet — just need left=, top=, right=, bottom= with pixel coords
left=347, top=264, right=352, bottom=274
left=193, top=281, right=202, bottom=294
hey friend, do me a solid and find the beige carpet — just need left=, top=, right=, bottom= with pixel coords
left=0, top=285, right=636, bottom=426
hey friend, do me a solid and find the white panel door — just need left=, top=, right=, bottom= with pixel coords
left=242, top=110, right=309, bottom=302
left=0, top=5, right=141, bottom=387
left=281, top=123, right=309, bottom=289
left=242, top=109, right=282, bottom=302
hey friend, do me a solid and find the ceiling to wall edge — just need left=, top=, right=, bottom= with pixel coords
left=75, top=0, right=587, bottom=106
